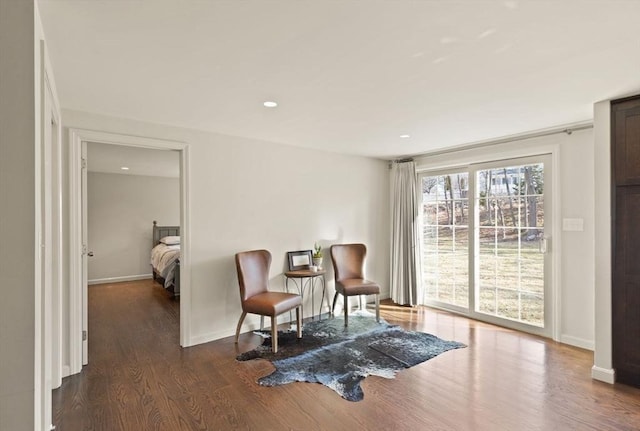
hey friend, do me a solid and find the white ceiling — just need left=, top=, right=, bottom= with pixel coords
left=87, top=142, right=180, bottom=178
left=38, top=0, right=640, bottom=159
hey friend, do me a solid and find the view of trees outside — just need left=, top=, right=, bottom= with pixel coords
left=421, top=163, right=545, bottom=326
left=422, top=172, right=469, bottom=308
left=476, top=163, right=544, bottom=326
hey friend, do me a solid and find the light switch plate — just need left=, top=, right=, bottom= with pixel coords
left=562, top=218, right=584, bottom=231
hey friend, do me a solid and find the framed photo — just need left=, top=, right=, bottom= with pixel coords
left=287, top=250, right=313, bottom=271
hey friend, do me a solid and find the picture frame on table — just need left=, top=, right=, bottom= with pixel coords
left=287, top=250, right=313, bottom=271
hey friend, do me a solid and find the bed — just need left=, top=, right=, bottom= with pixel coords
left=151, top=220, right=181, bottom=297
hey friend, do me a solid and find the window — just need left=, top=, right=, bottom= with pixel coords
left=421, top=172, right=469, bottom=309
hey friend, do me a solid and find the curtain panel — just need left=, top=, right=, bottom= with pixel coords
left=390, top=160, right=420, bottom=306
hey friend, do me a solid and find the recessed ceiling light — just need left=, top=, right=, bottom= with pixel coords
left=478, top=28, right=497, bottom=39
left=400, top=134, right=411, bottom=139
left=120, top=166, right=130, bottom=171
left=440, top=37, right=457, bottom=44
left=263, top=101, right=278, bottom=108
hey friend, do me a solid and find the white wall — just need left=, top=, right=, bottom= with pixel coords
left=558, top=130, right=596, bottom=349
left=0, top=2, right=36, bottom=427
left=87, top=172, right=179, bottom=283
left=414, top=128, right=596, bottom=350
left=63, top=109, right=390, bottom=349
left=0, top=1, right=47, bottom=429
left=592, top=100, right=614, bottom=383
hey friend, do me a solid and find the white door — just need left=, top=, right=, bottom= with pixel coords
left=40, top=72, right=53, bottom=431
left=472, top=155, right=552, bottom=334
left=82, top=141, right=89, bottom=365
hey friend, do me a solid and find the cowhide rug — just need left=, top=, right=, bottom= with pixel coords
left=236, top=312, right=466, bottom=401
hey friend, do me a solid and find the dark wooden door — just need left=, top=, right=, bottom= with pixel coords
left=612, top=95, right=640, bottom=387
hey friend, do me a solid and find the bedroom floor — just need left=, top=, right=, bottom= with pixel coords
left=52, top=280, right=640, bottom=430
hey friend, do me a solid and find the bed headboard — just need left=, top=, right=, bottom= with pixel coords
left=153, top=220, right=180, bottom=247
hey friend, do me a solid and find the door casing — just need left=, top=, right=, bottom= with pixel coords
left=67, top=129, right=191, bottom=375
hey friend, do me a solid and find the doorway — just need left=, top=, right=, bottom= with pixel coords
left=68, top=129, right=191, bottom=375
left=85, top=143, right=180, bottom=287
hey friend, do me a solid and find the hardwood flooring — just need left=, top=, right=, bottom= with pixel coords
left=53, top=280, right=640, bottom=430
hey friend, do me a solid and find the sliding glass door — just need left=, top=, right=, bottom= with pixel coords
left=419, top=155, right=552, bottom=334
left=421, top=171, right=469, bottom=311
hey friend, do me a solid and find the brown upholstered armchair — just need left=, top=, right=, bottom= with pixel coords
left=330, top=243, right=380, bottom=326
left=235, top=249, right=302, bottom=352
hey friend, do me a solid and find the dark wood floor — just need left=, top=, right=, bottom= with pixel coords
left=53, top=280, right=640, bottom=431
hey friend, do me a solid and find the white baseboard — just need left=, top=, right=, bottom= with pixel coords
left=560, top=334, right=594, bottom=351
left=187, top=313, right=312, bottom=347
left=88, top=274, right=152, bottom=285
left=188, top=328, right=234, bottom=347
left=591, top=366, right=615, bottom=384
left=61, top=365, right=71, bottom=379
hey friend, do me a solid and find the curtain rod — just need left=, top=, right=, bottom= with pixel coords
left=391, top=122, right=593, bottom=163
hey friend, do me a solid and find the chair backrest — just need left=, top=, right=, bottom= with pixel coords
left=330, top=243, right=366, bottom=282
left=235, top=249, right=271, bottom=302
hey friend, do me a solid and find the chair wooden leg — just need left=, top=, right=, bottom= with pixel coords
left=332, top=292, right=339, bottom=315
left=375, top=294, right=380, bottom=322
left=260, top=316, right=264, bottom=331
left=296, top=307, right=302, bottom=339
left=344, top=295, right=348, bottom=327
left=271, top=316, right=278, bottom=353
left=235, top=311, right=247, bottom=344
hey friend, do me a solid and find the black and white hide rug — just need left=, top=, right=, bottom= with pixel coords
left=236, top=312, right=466, bottom=401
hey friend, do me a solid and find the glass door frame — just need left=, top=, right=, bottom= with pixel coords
left=417, top=166, right=471, bottom=316
left=418, top=153, right=557, bottom=339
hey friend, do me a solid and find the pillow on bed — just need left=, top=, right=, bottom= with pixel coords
left=160, top=236, right=180, bottom=245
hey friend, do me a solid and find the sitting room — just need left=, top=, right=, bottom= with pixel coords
left=2, top=1, right=640, bottom=430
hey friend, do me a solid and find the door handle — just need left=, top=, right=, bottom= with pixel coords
left=88, top=251, right=94, bottom=257
left=539, top=237, right=548, bottom=254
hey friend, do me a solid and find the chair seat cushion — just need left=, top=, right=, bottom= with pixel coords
left=243, top=292, right=302, bottom=316
left=336, top=279, right=380, bottom=296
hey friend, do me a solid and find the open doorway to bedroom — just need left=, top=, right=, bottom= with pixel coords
left=85, top=143, right=181, bottom=364
left=68, top=129, right=190, bottom=376
left=86, top=143, right=181, bottom=294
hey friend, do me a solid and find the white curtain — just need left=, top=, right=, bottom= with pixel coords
left=390, top=160, right=420, bottom=306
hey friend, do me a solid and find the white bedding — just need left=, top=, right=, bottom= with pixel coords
left=151, top=243, right=180, bottom=288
